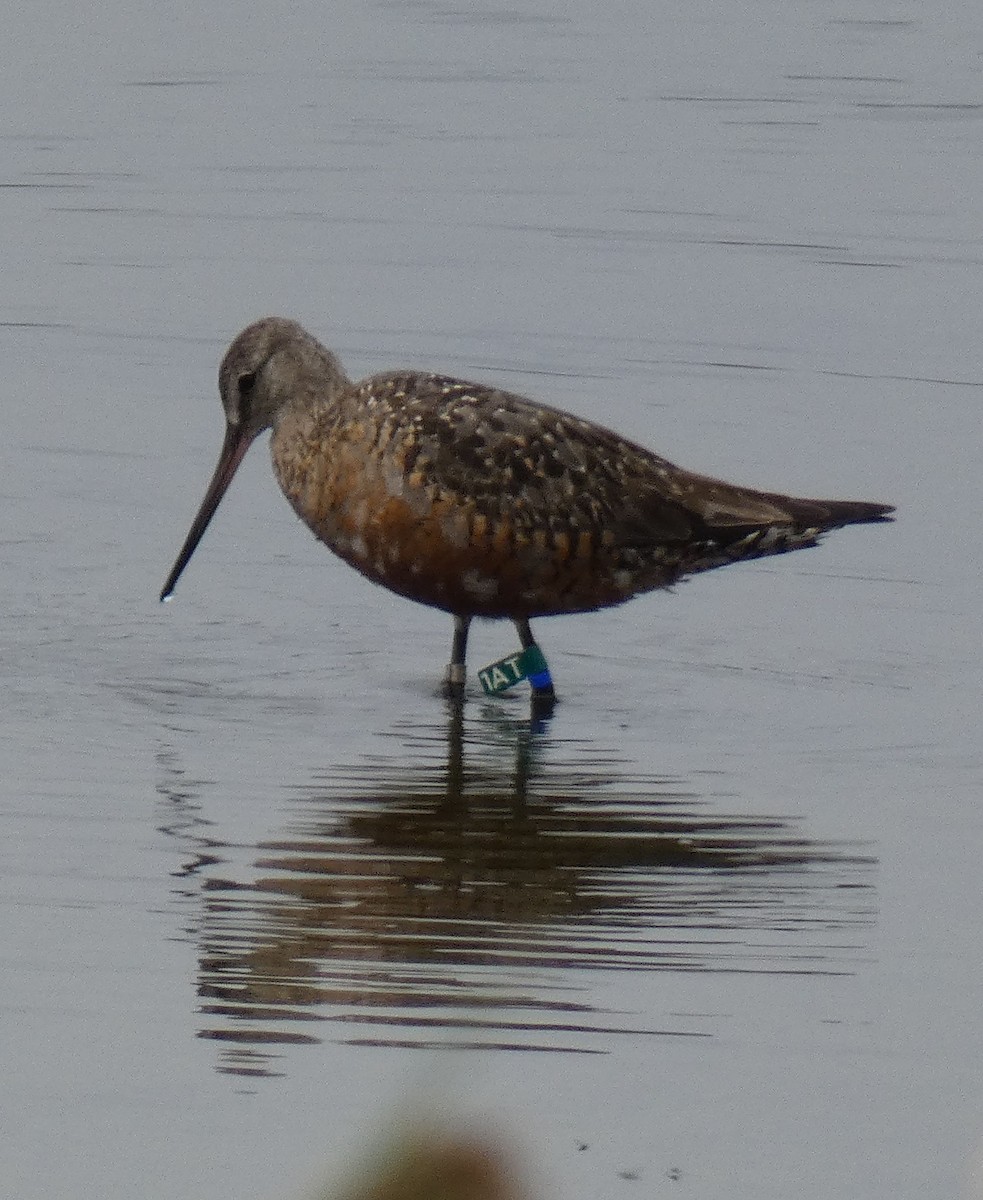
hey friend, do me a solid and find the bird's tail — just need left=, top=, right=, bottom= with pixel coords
left=760, top=493, right=895, bottom=531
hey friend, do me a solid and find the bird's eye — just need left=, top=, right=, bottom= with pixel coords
left=238, top=371, right=257, bottom=396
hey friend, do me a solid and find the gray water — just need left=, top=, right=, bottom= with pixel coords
left=3, top=2, right=982, bottom=1198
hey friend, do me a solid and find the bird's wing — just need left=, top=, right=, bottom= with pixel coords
left=358, top=373, right=799, bottom=543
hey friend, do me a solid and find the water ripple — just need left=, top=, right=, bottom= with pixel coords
left=156, top=710, right=875, bottom=1074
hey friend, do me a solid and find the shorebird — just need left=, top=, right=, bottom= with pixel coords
left=160, top=318, right=893, bottom=703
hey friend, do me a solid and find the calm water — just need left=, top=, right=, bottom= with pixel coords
left=3, top=2, right=982, bottom=1198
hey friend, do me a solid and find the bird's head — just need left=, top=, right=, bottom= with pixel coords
left=159, top=317, right=347, bottom=601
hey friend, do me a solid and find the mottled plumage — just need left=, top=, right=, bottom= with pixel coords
left=161, top=317, right=894, bottom=701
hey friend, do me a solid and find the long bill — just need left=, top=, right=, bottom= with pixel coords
left=159, top=422, right=255, bottom=601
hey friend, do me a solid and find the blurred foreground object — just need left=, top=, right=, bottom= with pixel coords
left=316, top=1124, right=532, bottom=1200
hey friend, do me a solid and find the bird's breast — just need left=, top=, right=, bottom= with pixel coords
left=270, top=415, right=494, bottom=612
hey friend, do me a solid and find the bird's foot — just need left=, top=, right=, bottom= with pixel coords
left=442, top=661, right=467, bottom=702
left=527, top=654, right=556, bottom=716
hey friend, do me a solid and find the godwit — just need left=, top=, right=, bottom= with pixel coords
left=160, top=318, right=893, bottom=702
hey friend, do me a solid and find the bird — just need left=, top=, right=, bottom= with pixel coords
left=160, top=317, right=893, bottom=704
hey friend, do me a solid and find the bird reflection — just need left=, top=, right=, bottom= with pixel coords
left=156, top=706, right=874, bottom=1078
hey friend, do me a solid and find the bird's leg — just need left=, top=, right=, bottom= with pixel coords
left=515, top=618, right=556, bottom=703
left=443, top=614, right=471, bottom=698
